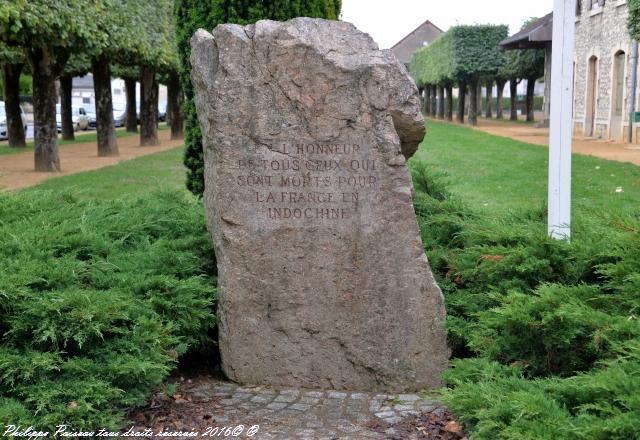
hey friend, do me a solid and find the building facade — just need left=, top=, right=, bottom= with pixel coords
left=391, top=20, right=443, bottom=65
left=573, top=0, right=637, bottom=142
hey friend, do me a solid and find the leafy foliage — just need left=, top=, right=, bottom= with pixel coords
left=410, top=163, right=640, bottom=439
left=175, top=0, right=342, bottom=196
left=629, top=0, right=640, bottom=39
left=0, top=190, right=217, bottom=429
left=409, top=25, right=508, bottom=87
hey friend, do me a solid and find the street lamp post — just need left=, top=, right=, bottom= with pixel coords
left=548, top=0, right=576, bottom=240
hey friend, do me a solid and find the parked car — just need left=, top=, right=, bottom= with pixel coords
left=113, top=104, right=126, bottom=128
left=56, top=104, right=90, bottom=132
left=0, top=101, right=28, bottom=140
left=158, top=101, right=167, bottom=122
left=85, top=104, right=97, bottom=129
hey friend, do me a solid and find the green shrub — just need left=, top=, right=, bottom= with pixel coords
left=410, top=162, right=640, bottom=439
left=0, top=190, right=217, bottom=429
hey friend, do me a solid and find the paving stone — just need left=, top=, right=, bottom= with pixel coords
left=398, top=393, right=421, bottom=402
left=375, top=410, right=396, bottom=419
left=250, top=394, right=273, bottom=403
left=289, top=403, right=311, bottom=411
left=266, top=402, right=289, bottom=410
left=273, top=394, right=298, bottom=403
left=177, top=379, right=446, bottom=438
left=279, top=389, right=301, bottom=396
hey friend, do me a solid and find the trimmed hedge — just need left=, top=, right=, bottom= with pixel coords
left=0, top=190, right=217, bottom=429
left=175, top=0, right=342, bottom=196
left=410, top=162, right=640, bottom=439
left=409, top=25, right=508, bottom=87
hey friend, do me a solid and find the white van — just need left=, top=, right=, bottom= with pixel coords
left=56, top=104, right=90, bottom=132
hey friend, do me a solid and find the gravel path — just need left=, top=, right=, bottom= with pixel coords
left=467, top=117, right=640, bottom=166
left=0, top=129, right=182, bottom=191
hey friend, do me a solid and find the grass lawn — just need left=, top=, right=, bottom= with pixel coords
left=415, top=119, right=640, bottom=218
left=29, top=146, right=186, bottom=199
left=0, top=125, right=170, bottom=156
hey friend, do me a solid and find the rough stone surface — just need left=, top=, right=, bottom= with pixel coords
left=191, top=17, right=448, bottom=392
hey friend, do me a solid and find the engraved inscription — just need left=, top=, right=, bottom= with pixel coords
left=235, top=142, right=377, bottom=221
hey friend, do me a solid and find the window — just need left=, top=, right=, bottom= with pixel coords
left=82, top=97, right=91, bottom=104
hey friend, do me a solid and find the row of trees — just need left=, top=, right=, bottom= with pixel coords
left=0, top=0, right=184, bottom=171
left=175, top=0, right=342, bottom=196
left=409, top=22, right=545, bottom=126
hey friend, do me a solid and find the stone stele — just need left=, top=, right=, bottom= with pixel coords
left=191, top=18, right=449, bottom=392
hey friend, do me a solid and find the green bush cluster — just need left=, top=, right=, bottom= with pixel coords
left=409, top=25, right=508, bottom=88
left=411, top=162, right=640, bottom=439
left=175, top=0, right=342, bottom=196
left=0, top=190, right=217, bottom=430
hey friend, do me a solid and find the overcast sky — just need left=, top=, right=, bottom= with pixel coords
left=340, top=0, right=554, bottom=49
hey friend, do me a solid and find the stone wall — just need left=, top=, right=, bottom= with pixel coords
left=573, top=0, right=637, bottom=142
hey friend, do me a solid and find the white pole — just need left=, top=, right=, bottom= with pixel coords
left=548, top=0, right=575, bottom=240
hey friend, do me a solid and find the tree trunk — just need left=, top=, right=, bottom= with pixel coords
left=430, top=87, right=437, bottom=118
left=166, top=89, right=172, bottom=126
left=29, top=47, right=60, bottom=171
left=1, top=63, right=26, bottom=148
left=468, top=79, right=479, bottom=126
left=140, top=66, right=159, bottom=146
left=510, top=79, right=518, bottom=121
left=485, top=81, right=493, bottom=118
left=526, top=77, right=536, bottom=122
left=437, top=85, right=445, bottom=119
left=59, top=74, right=74, bottom=141
left=457, top=80, right=466, bottom=123
left=445, top=85, right=453, bottom=121
left=92, top=57, right=118, bottom=156
left=477, top=82, right=482, bottom=116
left=125, top=77, right=138, bottom=133
left=496, top=79, right=506, bottom=119
left=167, top=71, right=184, bottom=140
left=424, top=85, right=431, bottom=115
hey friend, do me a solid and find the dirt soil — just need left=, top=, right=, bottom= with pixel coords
left=470, top=118, right=640, bottom=166
left=0, top=129, right=183, bottom=191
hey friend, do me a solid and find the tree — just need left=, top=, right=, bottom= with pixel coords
left=409, top=25, right=508, bottom=126
left=128, top=0, right=179, bottom=147
left=112, top=64, right=140, bottom=133
left=87, top=0, right=150, bottom=157
left=175, top=0, right=342, bottom=196
left=166, top=71, right=183, bottom=140
left=0, top=45, right=26, bottom=147
left=60, top=54, right=91, bottom=141
left=628, top=0, right=640, bottom=38
left=0, top=1, right=106, bottom=171
left=498, top=18, right=545, bottom=122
